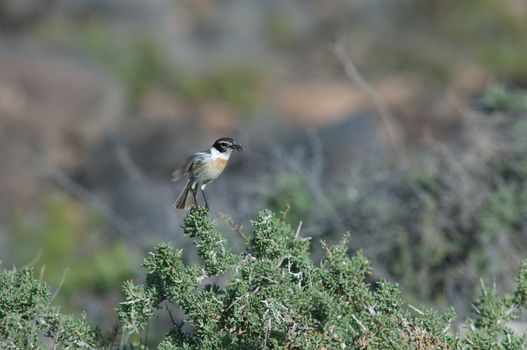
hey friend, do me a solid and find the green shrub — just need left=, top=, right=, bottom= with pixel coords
left=8, top=196, right=135, bottom=299
left=3, top=207, right=527, bottom=348
left=480, top=85, right=527, bottom=112
left=334, top=106, right=527, bottom=312
left=0, top=268, right=101, bottom=349
left=266, top=174, right=314, bottom=226
left=117, top=207, right=527, bottom=349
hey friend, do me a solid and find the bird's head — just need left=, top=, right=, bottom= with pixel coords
left=212, top=137, right=243, bottom=153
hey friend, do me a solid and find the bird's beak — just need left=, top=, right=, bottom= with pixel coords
left=232, top=143, right=243, bottom=151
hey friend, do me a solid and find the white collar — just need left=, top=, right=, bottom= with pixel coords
left=210, top=147, right=231, bottom=160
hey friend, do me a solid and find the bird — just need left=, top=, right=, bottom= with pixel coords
left=172, top=137, right=242, bottom=210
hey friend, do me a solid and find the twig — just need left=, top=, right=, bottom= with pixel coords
left=32, top=152, right=139, bottom=237
left=142, top=322, right=150, bottom=348
left=38, top=265, right=46, bottom=283
left=21, top=250, right=43, bottom=269
left=334, top=35, right=402, bottom=157
left=118, top=329, right=128, bottom=350
left=168, top=308, right=177, bottom=326
left=295, top=221, right=303, bottom=238
left=408, top=304, right=424, bottom=315
left=106, top=326, right=120, bottom=350
left=220, top=213, right=250, bottom=242
left=51, top=268, right=70, bottom=302
left=351, top=313, right=366, bottom=331
left=269, top=135, right=346, bottom=233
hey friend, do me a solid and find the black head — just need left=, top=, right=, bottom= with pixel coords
left=212, top=137, right=242, bottom=153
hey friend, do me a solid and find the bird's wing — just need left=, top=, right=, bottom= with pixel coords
left=171, top=152, right=209, bottom=182
left=171, top=155, right=195, bottom=182
left=189, top=152, right=211, bottom=172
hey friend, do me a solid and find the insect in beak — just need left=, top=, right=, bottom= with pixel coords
left=232, top=143, right=243, bottom=151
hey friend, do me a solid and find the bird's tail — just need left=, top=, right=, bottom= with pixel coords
left=174, top=182, right=196, bottom=210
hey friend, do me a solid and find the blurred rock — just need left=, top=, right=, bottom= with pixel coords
left=0, top=0, right=52, bottom=31
left=138, top=88, right=189, bottom=123
left=271, top=81, right=368, bottom=125
left=451, top=64, right=492, bottom=99
left=505, top=0, right=527, bottom=16
left=196, top=102, right=241, bottom=134
left=270, top=77, right=418, bottom=149
left=0, top=43, right=125, bottom=215
left=318, top=112, right=387, bottom=177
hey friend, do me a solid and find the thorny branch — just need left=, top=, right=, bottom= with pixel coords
left=334, top=35, right=402, bottom=158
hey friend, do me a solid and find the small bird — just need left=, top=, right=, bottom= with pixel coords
left=172, top=137, right=242, bottom=210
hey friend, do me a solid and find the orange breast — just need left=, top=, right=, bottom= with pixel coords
left=198, top=157, right=229, bottom=184
left=212, top=158, right=228, bottom=172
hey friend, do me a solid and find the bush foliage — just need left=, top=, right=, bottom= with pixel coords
left=0, top=268, right=101, bottom=349
left=2, top=207, right=527, bottom=349
left=261, top=101, right=527, bottom=314
left=118, top=207, right=527, bottom=349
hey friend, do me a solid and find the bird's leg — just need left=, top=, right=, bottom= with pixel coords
left=200, top=188, right=209, bottom=210
left=192, top=188, right=199, bottom=208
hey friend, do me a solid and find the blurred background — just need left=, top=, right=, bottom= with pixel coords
left=1, top=0, right=527, bottom=342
